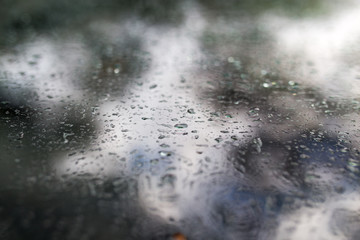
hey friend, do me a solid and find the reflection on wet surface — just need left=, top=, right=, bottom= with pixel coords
left=0, top=0, right=360, bottom=239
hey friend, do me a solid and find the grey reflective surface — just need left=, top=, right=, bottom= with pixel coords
left=1, top=0, right=360, bottom=239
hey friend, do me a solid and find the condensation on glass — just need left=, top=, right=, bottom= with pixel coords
left=0, top=0, right=359, bottom=239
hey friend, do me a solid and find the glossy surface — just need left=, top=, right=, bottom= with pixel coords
left=0, top=0, right=360, bottom=239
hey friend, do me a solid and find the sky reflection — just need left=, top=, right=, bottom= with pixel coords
left=0, top=0, right=360, bottom=239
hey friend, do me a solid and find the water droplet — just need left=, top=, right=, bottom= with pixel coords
left=248, top=108, right=260, bottom=118
left=187, top=108, right=195, bottom=114
left=210, top=112, right=220, bottom=117
left=63, top=132, right=74, bottom=144
left=174, top=123, right=188, bottom=129
left=288, top=81, right=298, bottom=89
left=150, top=159, right=159, bottom=165
left=149, top=84, right=157, bottom=89
left=300, top=154, right=310, bottom=159
left=253, top=137, right=262, bottom=152
left=114, top=68, right=121, bottom=74
left=262, top=82, right=270, bottom=88
left=180, top=76, right=186, bottom=83
left=347, top=158, right=359, bottom=173
left=159, top=151, right=172, bottom=157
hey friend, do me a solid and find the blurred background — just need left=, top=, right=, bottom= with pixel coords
left=0, top=0, right=360, bottom=239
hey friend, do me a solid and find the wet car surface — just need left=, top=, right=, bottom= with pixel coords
left=0, top=0, right=360, bottom=239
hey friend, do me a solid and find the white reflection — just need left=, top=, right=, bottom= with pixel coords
left=266, top=2, right=360, bottom=98
left=0, top=37, right=90, bottom=105
left=276, top=192, right=360, bottom=240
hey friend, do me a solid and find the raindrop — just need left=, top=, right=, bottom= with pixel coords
left=114, top=66, right=121, bottom=74
left=63, top=132, right=74, bottom=144
left=180, top=76, right=186, bottom=83
left=253, top=137, right=262, bottom=152
left=347, top=158, right=359, bottom=173
left=159, top=151, right=172, bottom=157
left=262, top=83, right=270, bottom=88
left=150, top=159, right=159, bottom=165
left=248, top=108, right=260, bottom=118
left=187, top=109, right=195, bottom=114
left=174, top=123, right=188, bottom=129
